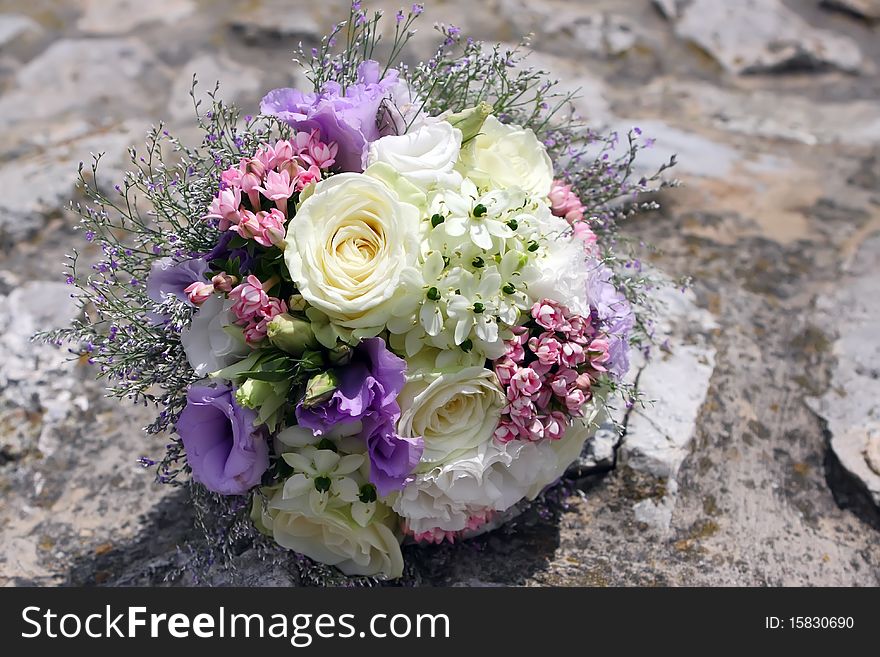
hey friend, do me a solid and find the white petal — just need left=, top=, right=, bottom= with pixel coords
left=312, top=450, right=341, bottom=474
left=351, top=501, right=376, bottom=528
left=333, top=476, right=360, bottom=502
left=309, top=489, right=328, bottom=515
left=282, top=473, right=312, bottom=500
left=335, top=454, right=366, bottom=475
left=277, top=425, right=320, bottom=447
left=282, top=452, right=315, bottom=474
left=470, top=222, right=493, bottom=250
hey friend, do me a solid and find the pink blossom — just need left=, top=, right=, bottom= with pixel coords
left=528, top=332, right=562, bottom=366
left=305, top=139, right=338, bottom=169
left=494, top=420, right=519, bottom=443
left=220, top=167, right=242, bottom=189
left=507, top=396, right=536, bottom=425
left=550, top=368, right=577, bottom=397
left=572, top=221, right=597, bottom=246
left=521, top=416, right=545, bottom=441
left=494, top=357, right=518, bottom=386
left=560, top=341, right=586, bottom=368
left=257, top=208, right=286, bottom=248
left=549, top=179, right=585, bottom=224
left=239, top=158, right=265, bottom=210
left=564, top=389, right=587, bottom=415
left=211, top=272, right=238, bottom=293
left=510, top=324, right=530, bottom=344
left=588, top=337, right=611, bottom=372
left=269, top=140, right=295, bottom=167
left=509, top=367, right=542, bottom=398
left=531, top=299, right=569, bottom=331
left=504, top=336, right=525, bottom=363
left=203, top=187, right=242, bottom=230
left=184, top=281, right=214, bottom=305
left=244, top=319, right=269, bottom=345
left=260, top=295, right=287, bottom=320
left=533, top=386, right=553, bottom=410
left=233, top=210, right=262, bottom=241
left=565, top=313, right=592, bottom=344
left=543, top=411, right=569, bottom=441
left=291, top=130, right=315, bottom=155
left=294, top=164, right=323, bottom=191
left=258, top=170, right=297, bottom=215
left=229, top=275, right=269, bottom=323
left=576, top=372, right=593, bottom=391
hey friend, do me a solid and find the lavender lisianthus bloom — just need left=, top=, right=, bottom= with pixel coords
left=177, top=383, right=269, bottom=495
left=586, top=262, right=635, bottom=379
left=261, top=61, right=399, bottom=172
left=296, top=337, right=423, bottom=495
left=145, top=257, right=209, bottom=323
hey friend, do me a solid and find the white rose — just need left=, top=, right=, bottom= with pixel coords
left=460, top=115, right=554, bottom=198
left=284, top=173, right=422, bottom=333
left=391, top=439, right=515, bottom=533
left=527, top=234, right=591, bottom=316
left=367, top=121, right=463, bottom=190
left=397, top=365, right=504, bottom=464
left=263, top=487, right=404, bottom=579
left=393, top=408, right=601, bottom=534
left=180, top=293, right=249, bottom=376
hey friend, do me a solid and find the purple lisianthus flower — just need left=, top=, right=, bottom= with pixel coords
left=261, top=61, right=399, bottom=172
left=586, top=262, right=635, bottom=379
left=145, top=257, right=209, bottom=323
left=296, top=337, right=423, bottom=495
left=177, top=383, right=269, bottom=495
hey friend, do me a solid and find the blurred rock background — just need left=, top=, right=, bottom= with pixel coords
left=1, top=0, right=878, bottom=586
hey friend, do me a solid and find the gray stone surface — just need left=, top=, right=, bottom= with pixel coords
left=807, top=234, right=880, bottom=517
left=668, top=0, right=866, bottom=74
left=76, top=0, right=196, bottom=34
left=0, top=0, right=878, bottom=587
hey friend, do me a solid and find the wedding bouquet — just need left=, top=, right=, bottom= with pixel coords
left=47, top=3, right=669, bottom=580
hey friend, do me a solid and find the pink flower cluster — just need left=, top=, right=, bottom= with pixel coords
left=183, top=273, right=239, bottom=305
left=203, top=131, right=337, bottom=238
left=229, top=274, right=288, bottom=345
left=493, top=299, right=610, bottom=443
left=549, top=179, right=597, bottom=247
left=404, top=510, right=494, bottom=545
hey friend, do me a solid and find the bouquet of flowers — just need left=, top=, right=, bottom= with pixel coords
left=46, top=3, right=670, bottom=581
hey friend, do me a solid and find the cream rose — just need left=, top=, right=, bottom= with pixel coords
left=460, top=115, right=554, bottom=198
left=262, top=487, right=404, bottom=579
left=397, top=365, right=504, bottom=464
left=284, top=173, right=422, bottom=332
left=367, top=120, right=463, bottom=190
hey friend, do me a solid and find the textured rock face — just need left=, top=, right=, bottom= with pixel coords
left=807, top=234, right=880, bottom=523
left=663, top=0, right=866, bottom=74
left=1, top=0, right=879, bottom=587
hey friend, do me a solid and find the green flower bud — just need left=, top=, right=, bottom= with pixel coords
left=236, top=378, right=276, bottom=410
left=267, top=313, right=318, bottom=356
left=302, top=371, right=339, bottom=408
left=447, top=102, right=493, bottom=143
